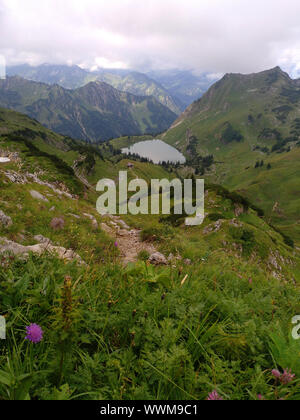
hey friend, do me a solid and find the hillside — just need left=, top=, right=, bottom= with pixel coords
left=0, top=108, right=300, bottom=400
left=0, top=77, right=177, bottom=142
left=163, top=67, right=300, bottom=245
left=7, top=64, right=182, bottom=115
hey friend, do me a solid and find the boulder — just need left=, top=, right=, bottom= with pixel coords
left=0, top=210, right=12, bottom=227
left=34, top=235, right=53, bottom=245
left=148, top=252, right=168, bottom=266
left=0, top=237, right=85, bottom=265
left=30, top=190, right=49, bottom=202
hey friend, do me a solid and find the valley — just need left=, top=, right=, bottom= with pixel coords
left=0, top=67, right=300, bottom=401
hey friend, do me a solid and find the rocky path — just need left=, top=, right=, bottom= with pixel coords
left=100, top=215, right=157, bottom=265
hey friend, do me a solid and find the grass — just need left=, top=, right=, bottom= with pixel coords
left=1, top=106, right=300, bottom=400
left=1, top=255, right=300, bottom=400
left=162, top=69, right=300, bottom=246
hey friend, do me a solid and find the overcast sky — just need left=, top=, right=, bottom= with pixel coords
left=1, top=0, right=300, bottom=76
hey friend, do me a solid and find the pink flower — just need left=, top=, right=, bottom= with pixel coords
left=207, top=390, right=223, bottom=400
left=257, top=394, right=264, bottom=400
left=272, top=369, right=281, bottom=379
left=281, top=369, right=295, bottom=385
left=114, top=242, right=118, bottom=247
left=25, top=324, right=44, bottom=343
left=272, top=368, right=295, bottom=384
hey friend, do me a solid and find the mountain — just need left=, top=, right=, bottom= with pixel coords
left=147, top=69, right=221, bottom=109
left=0, top=76, right=177, bottom=142
left=6, top=64, right=98, bottom=90
left=7, top=64, right=182, bottom=115
left=163, top=66, right=300, bottom=245
left=95, top=70, right=182, bottom=115
left=1, top=107, right=300, bottom=400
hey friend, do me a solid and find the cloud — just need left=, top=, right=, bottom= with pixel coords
left=1, top=0, right=300, bottom=74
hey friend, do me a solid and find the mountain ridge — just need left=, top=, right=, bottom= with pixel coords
left=0, top=76, right=177, bottom=142
left=163, top=66, right=300, bottom=245
left=7, top=64, right=183, bottom=114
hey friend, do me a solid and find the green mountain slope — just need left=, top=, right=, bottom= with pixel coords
left=0, top=77, right=177, bottom=142
left=163, top=67, right=300, bottom=245
left=1, top=108, right=300, bottom=400
left=7, top=64, right=182, bottom=115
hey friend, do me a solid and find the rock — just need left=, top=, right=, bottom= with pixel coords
left=149, top=252, right=168, bottom=266
left=34, top=235, right=53, bottom=245
left=4, top=171, right=74, bottom=199
left=83, top=213, right=95, bottom=220
left=101, top=223, right=114, bottom=235
left=230, top=218, right=243, bottom=227
left=234, top=204, right=245, bottom=217
left=92, top=219, right=98, bottom=230
left=84, top=213, right=98, bottom=229
left=118, top=220, right=130, bottom=230
left=203, top=220, right=224, bottom=235
left=30, top=190, right=49, bottom=202
left=68, top=213, right=80, bottom=219
left=0, top=210, right=12, bottom=227
left=117, top=229, right=131, bottom=237
left=0, top=237, right=85, bottom=265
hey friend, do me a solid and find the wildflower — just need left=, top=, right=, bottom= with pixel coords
left=272, top=368, right=295, bottom=384
left=114, top=242, right=118, bottom=247
left=257, top=394, right=264, bottom=400
left=50, top=217, right=65, bottom=231
left=272, top=369, right=281, bottom=380
left=25, top=324, right=43, bottom=343
left=207, top=390, right=223, bottom=400
left=281, top=369, right=295, bottom=385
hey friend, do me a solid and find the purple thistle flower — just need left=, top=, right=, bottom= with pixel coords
left=114, top=242, right=118, bottom=248
left=25, top=324, right=44, bottom=343
left=207, top=390, right=223, bottom=400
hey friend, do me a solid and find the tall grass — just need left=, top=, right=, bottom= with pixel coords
left=0, top=255, right=300, bottom=400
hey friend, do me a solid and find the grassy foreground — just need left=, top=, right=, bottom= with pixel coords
left=0, top=254, right=300, bottom=400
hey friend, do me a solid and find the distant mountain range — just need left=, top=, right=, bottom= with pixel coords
left=0, top=76, right=176, bottom=142
left=163, top=66, right=300, bottom=244
left=147, top=69, right=220, bottom=109
left=6, top=64, right=219, bottom=114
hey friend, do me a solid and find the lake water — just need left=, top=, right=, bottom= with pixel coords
left=122, top=139, right=186, bottom=164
